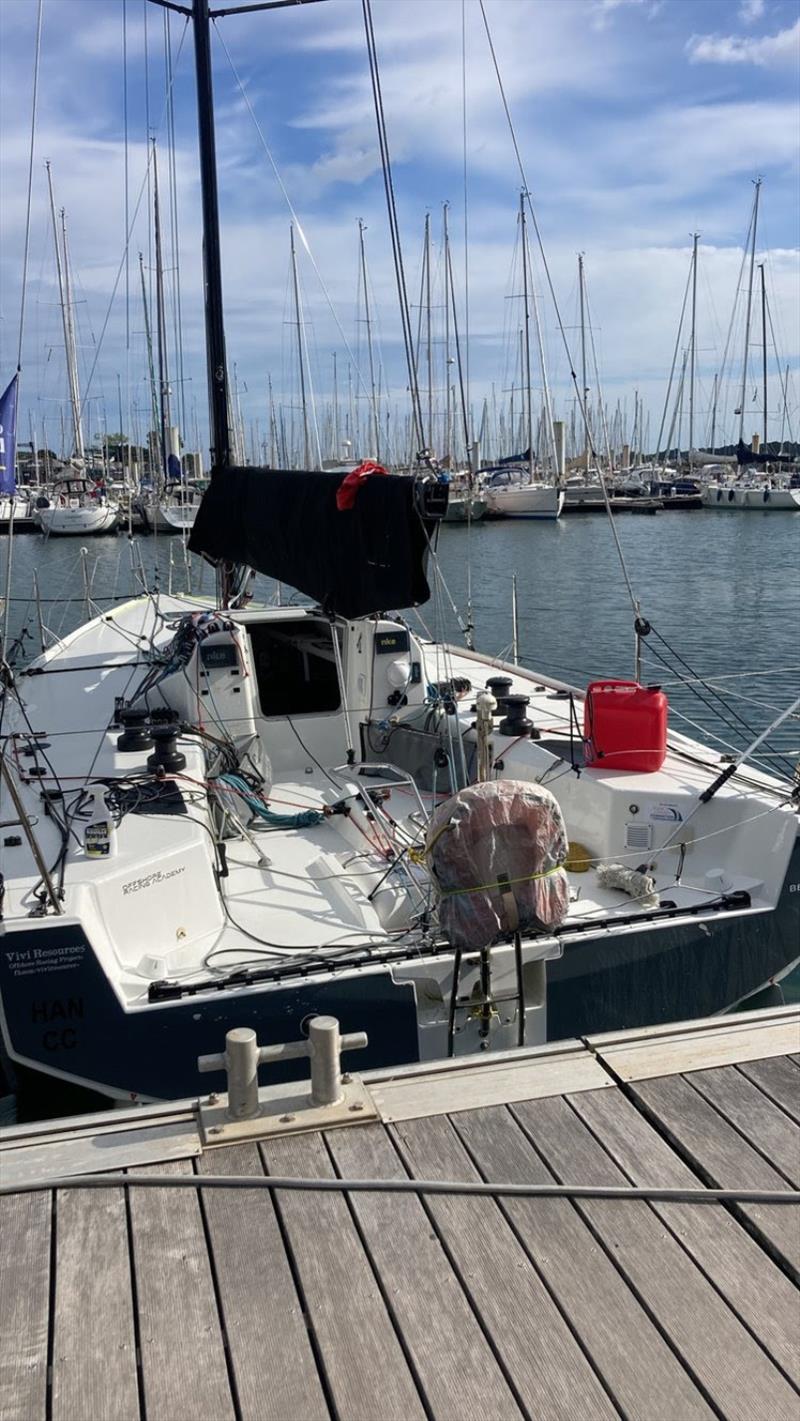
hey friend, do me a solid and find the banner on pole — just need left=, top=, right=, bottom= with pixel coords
left=0, top=375, right=19, bottom=496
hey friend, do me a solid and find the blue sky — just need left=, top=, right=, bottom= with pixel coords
left=0, top=0, right=798, bottom=463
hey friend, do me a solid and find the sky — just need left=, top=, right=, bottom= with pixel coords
left=0, top=0, right=798, bottom=465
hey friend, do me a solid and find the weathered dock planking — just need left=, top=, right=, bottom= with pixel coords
left=1, top=1005, right=798, bottom=1421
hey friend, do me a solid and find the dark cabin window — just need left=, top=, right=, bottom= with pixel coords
left=249, top=620, right=341, bottom=717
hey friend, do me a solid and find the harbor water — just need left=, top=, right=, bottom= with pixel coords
left=4, top=507, right=798, bottom=748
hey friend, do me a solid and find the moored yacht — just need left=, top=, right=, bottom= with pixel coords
left=34, top=476, right=118, bottom=535
left=139, top=481, right=203, bottom=533
left=0, top=468, right=797, bottom=1113
left=484, top=467, right=564, bottom=519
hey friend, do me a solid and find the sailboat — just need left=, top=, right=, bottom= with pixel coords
left=0, top=0, right=797, bottom=1116
left=701, top=183, right=800, bottom=511
left=483, top=195, right=564, bottom=520
left=136, top=144, right=199, bottom=534
left=33, top=166, right=119, bottom=537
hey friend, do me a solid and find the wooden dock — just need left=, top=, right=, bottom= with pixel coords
left=1, top=1005, right=798, bottom=1421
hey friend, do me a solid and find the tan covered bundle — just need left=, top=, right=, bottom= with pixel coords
left=426, top=779, right=569, bottom=950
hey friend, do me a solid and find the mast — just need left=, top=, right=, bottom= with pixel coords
left=116, top=371, right=124, bottom=472
left=519, top=192, right=533, bottom=483
left=289, top=223, right=310, bottom=468
left=153, top=141, right=172, bottom=487
left=192, top=0, right=230, bottom=472
left=358, top=219, right=380, bottom=460
left=523, top=194, right=558, bottom=482
left=332, top=351, right=339, bottom=460
left=267, top=373, right=277, bottom=466
left=424, top=211, right=433, bottom=453
left=688, top=231, right=699, bottom=459
left=578, top=252, right=588, bottom=473
left=47, top=164, right=84, bottom=463
left=139, top=251, right=160, bottom=473
left=60, top=212, right=85, bottom=464
left=779, top=364, right=789, bottom=454
left=710, top=371, right=718, bottom=453
left=737, top=177, right=761, bottom=446
left=442, top=203, right=451, bottom=466
left=759, top=262, right=767, bottom=453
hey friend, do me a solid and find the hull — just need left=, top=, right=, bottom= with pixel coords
left=2, top=835, right=797, bottom=1106
left=442, top=496, right=488, bottom=523
left=1, top=595, right=796, bottom=1115
left=486, top=485, right=565, bottom=519
left=702, top=485, right=800, bottom=510
left=141, top=501, right=199, bottom=533
left=35, top=505, right=118, bottom=536
left=548, top=834, right=800, bottom=1040
left=0, top=924, right=419, bottom=1105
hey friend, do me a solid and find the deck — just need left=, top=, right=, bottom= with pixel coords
left=1, top=1005, right=798, bottom=1421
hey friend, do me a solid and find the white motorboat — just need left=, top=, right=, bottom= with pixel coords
left=34, top=477, right=119, bottom=536
left=484, top=469, right=564, bottom=520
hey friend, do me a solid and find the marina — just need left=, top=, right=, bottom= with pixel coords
left=1, top=1005, right=798, bottom=1421
left=0, top=0, right=798, bottom=1415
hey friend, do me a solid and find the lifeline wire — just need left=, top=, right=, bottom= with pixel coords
left=2, top=1173, right=797, bottom=1205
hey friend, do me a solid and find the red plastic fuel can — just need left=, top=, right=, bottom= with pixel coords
left=583, top=680, right=668, bottom=773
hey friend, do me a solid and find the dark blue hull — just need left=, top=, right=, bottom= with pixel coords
left=548, top=834, right=800, bottom=1039
left=2, top=835, right=798, bottom=1108
left=0, top=935, right=418, bottom=1107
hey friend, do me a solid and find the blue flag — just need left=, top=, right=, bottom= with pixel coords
left=0, top=375, right=18, bottom=496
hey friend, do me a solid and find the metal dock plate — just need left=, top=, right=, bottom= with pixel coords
left=198, top=1075, right=378, bottom=1145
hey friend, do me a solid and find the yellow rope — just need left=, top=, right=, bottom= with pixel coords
left=424, top=820, right=455, bottom=857
left=440, top=864, right=565, bottom=898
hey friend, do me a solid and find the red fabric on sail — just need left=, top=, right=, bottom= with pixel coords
left=336, top=461, right=388, bottom=511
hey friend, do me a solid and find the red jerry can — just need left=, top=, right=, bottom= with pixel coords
left=583, top=680, right=668, bottom=773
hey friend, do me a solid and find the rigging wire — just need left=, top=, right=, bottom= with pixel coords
left=76, top=21, right=191, bottom=436
left=653, top=250, right=693, bottom=465
left=477, top=0, right=640, bottom=619
left=582, top=268, right=615, bottom=472
left=14, top=0, right=43, bottom=374
left=211, top=21, right=383, bottom=433
left=165, top=9, right=188, bottom=445
left=1, top=0, right=44, bottom=666
left=361, top=0, right=427, bottom=456
left=461, top=0, right=471, bottom=442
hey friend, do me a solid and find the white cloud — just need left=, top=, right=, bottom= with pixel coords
left=687, top=18, right=800, bottom=67
left=591, top=0, right=662, bottom=31
left=739, top=0, right=766, bottom=23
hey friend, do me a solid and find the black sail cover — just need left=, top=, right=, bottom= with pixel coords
left=188, top=467, right=444, bottom=617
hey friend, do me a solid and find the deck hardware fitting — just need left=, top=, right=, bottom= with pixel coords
left=197, top=1015, right=376, bottom=1144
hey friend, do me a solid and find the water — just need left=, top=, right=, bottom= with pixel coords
left=3, top=508, right=799, bottom=753
left=3, top=506, right=799, bottom=1000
